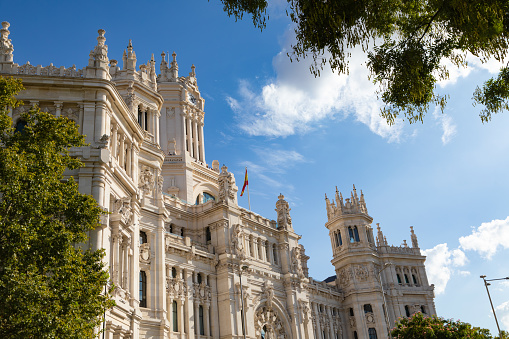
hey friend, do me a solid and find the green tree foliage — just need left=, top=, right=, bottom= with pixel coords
left=0, top=76, right=114, bottom=338
left=216, top=0, right=509, bottom=124
left=391, top=312, right=508, bottom=339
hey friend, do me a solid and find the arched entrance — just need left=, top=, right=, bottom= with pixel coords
left=254, top=306, right=288, bottom=339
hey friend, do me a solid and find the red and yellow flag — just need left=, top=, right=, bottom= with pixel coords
left=240, top=168, right=248, bottom=196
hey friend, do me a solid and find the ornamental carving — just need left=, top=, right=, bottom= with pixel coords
left=291, top=247, right=305, bottom=278
left=113, top=197, right=132, bottom=225
left=139, top=166, right=155, bottom=195
left=140, top=243, right=150, bottom=263
left=230, top=223, right=245, bottom=259
left=167, top=278, right=188, bottom=299
left=338, top=267, right=352, bottom=287
left=254, top=306, right=287, bottom=339
left=193, top=282, right=211, bottom=303
left=217, top=165, right=236, bottom=204
left=275, top=194, right=293, bottom=231
left=354, top=264, right=369, bottom=281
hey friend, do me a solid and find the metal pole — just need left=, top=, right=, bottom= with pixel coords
left=102, top=280, right=108, bottom=339
left=480, top=275, right=502, bottom=338
left=239, top=266, right=247, bottom=339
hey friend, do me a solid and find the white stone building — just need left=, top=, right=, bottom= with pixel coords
left=0, top=22, right=436, bottom=339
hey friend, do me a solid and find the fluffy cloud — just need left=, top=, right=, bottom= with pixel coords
left=240, top=147, right=305, bottom=190
left=459, top=216, right=509, bottom=259
left=422, top=243, right=468, bottom=294
left=496, top=301, right=509, bottom=330
left=433, top=108, right=457, bottom=145
left=227, top=36, right=403, bottom=141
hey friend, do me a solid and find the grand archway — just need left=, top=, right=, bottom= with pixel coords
left=254, top=306, right=288, bottom=339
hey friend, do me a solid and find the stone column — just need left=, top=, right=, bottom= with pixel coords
left=111, top=231, right=120, bottom=286
left=111, top=123, right=118, bottom=159
left=119, top=134, right=125, bottom=169
left=327, top=306, right=334, bottom=339
left=199, top=121, right=205, bottom=162
left=185, top=115, right=191, bottom=155
left=126, top=141, right=132, bottom=176
left=54, top=101, right=63, bottom=117
left=192, top=118, right=199, bottom=160
left=179, top=298, right=185, bottom=335
left=180, top=112, right=186, bottom=154
left=204, top=303, right=210, bottom=338
left=195, top=302, right=200, bottom=337
left=313, top=302, right=322, bottom=339
left=155, top=109, right=160, bottom=145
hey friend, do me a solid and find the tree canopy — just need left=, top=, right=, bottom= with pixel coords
left=216, top=0, right=509, bottom=124
left=391, top=312, right=508, bottom=339
left=0, top=76, right=114, bottom=338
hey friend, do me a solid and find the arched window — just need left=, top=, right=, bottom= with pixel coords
left=349, top=308, right=354, bottom=316
left=138, top=106, right=143, bottom=127
left=368, top=328, right=378, bottom=339
left=206, top=226, right=211, bottom=242
left=171, top=267, right=177, bottom=278
left=199, top=305, right=205, bottom=335
left=265, top=241, right=270, bottom=261
left=140, top=231, right=147, bottom=245
left=334, top=231, right=339, bottom=247
left=404, top=274, right=410, bottom=284
left=180, top=228, right=184, bottom=237
left=203, top=192, right=215, bottom=203
left=364, top=304, right=373, bottom=313
left=139, top=271, right=147, bottom=308
left=421, top=305, right=426, bottom=314
left=172, top=300, right=178, bottom=331
left=348, top=227, right=355, bottom=243
left=405, top=305, right=411, bottom=317
left=197, top=273, right=202, bottom=284
left=397, top=274, right=402, bottom=284
left=338, top=230, right=342, bottom=246
left=412, top=274, right=418, bottom=285
left=15, top=119, right=27, bottom=134
left=353, top=331, right=358, bottom=339
left=272, top=244, right=278, bottom=265
left=353, top=226, right=360, bottom=242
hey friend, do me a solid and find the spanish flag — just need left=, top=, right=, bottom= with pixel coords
left=240, top=168, right=248, bottom=196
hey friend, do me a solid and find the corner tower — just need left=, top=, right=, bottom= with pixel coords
left=325, top=186, right=436, bottom=339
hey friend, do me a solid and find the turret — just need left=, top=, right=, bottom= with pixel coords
left=86, top=29, right=110, bottom=80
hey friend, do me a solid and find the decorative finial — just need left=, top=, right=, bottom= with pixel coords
left=128, top=39, right=133, bottom=48
left=325, top=193, right=328, bottom=200
left=172, top=51, right=177, bottom=61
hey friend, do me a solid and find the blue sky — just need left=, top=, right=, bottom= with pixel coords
left=4, top=0, right=509, bottom=334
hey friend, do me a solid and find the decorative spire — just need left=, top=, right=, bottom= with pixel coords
left=0, top=21, right=14, bottom=64
left=376, top=223, right=385, bottom=247
left=276, top=194, right=293, bottom=231
left=190, top=64, right=196, bottom=77
left=122, top=49, right=127, bottom=70
left=170, top=51, right=178, bottom=80
left=126, top=39, right=136, bottom=70
left=86, top=29, right=109, bottom=79
left=410, top=226, right=419, bottom=248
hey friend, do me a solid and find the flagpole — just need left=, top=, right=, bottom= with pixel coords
left=247, top=181, right=251, bottom=211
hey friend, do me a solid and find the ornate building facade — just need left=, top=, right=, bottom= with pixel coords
left=0, top=22, right=436, bottom=339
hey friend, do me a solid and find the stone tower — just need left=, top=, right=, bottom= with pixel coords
left=325, top=186, right=436, bottom=339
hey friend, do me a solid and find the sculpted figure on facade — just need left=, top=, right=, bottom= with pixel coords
left=114, top=197, right=132, bottom=225
left=0, top=22, right=13, bottom=63
left=254, top=306, right=287, bottom=339
left=139, top=166, right=154, bottom=196
left=217, top=165, right=236, bottom=204
left=230, top=223, right=245, bottom=259
left=275, top=194, right=293, bottom=231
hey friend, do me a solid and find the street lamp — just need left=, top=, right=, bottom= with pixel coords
left=375, top=262, right=393, bottom=339
left=239, top=265, right=249, bottom=339
left=480, top=275, right=509, bottom=338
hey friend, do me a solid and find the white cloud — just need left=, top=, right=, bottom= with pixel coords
left=240, top=147, right=305, bottom=190
left=437, top=51, right=508, bottom=88
left=496, top=301, right=509, bottom=330
left=433, top=108, right=457, bottom=145
left=227, top=35, right=403, bottom=141
left=422, top=243, right=468, bottom=294
left=459, top=216, right=509, bottom=259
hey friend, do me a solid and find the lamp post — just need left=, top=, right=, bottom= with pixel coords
left=376, top=262, right=393, bottom=339
left=480, top=275, right=509, bottom=338
left=102, top=280, right=110, bottom=339
left=239, top=265, right=249, bottom=339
